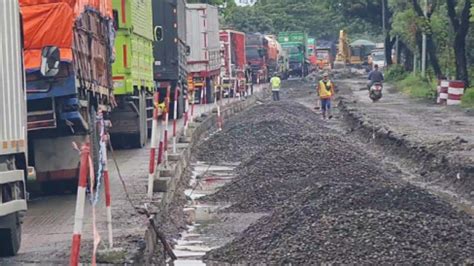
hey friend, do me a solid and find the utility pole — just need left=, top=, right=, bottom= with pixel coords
left=395, top=35, right=399, bottom=64
left=382, top=0, right=387, bottom=67
left=421, top=0, right=428, bottom=77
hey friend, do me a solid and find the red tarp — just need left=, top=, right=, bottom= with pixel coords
left=20, top=0, right=112, bottom=70
left=21, top=2, right=74, bottom=70
left=20, top=0, right=112, bottom=17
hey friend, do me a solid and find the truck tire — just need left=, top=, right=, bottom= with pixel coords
left=0, top=213, right=21, bottom=257
left=129, top=90, right=147, bottom=148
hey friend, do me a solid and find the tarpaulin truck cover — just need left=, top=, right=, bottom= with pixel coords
left=20, top=0, right=113, bottom=70
left=20, top=2, right=74, bottom=70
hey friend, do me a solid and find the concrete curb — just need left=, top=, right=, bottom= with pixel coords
left=134, top=89, right=265, bottom=264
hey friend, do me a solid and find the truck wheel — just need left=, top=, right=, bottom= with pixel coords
left=0, top=213, right=21, bottom=257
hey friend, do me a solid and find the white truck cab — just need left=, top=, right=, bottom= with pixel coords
left=0, top=0, right=28, bottom=257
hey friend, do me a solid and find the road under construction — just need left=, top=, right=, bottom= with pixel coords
left=2, top=71, right=474, bottom=264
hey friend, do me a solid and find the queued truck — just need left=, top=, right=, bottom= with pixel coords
left=186, top=3, right=221, bottom=103
left=245, top=33, right=268, bottom=83
left=110, top=0, right=154, bottom=148
left=219, top=29, right=247, bottom=96
left=20, top=0, right=114, bottom=190
left=0, top=0, right=28, bottom=256
left=307, top=37, right=318, bottom=71
left=264, top=35, right=280, bottom=79
left=316, top=40, right=336, bottom=70
left=153, top=0, right=188, bottom=119
left=278, top=31, right=309, bottom=77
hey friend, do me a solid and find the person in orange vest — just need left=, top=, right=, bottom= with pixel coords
left=317, top=73, right=335, bottom=119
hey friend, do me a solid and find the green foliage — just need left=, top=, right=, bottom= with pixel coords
left=222, top=0, right=379, bottom=39
left=385, top=64, right=408, bottom=81
left=391, top=9, right=420, bottom=52
left=397, top=74, right=437, bottom=100
left=461, top=88, right=474, bottom=108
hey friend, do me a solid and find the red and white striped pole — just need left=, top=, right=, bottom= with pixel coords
left=190, top=89, right=195, bottom=123
left=217, top=103, right=223, bottom=131
left=172, top=87, right=179, bottom=153
left=183, top=91, right=189, bottom=137
left=103, top=162, right=113, bottom=248
left=203, top=80, right=208, bottom=113
left=148, top=91, right=160, bottom=198
left=70, top=142, right=90, bottom=266
left=158, top=92, right=165, bottom=166
left=163, top=86, right=171, bottom=166
left=199, top=82, right=206, bottom=106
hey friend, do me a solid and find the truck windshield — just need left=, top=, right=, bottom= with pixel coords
left=283, top=46, right=300, bottom=55
left=373, top=53, right=385, bottom=61
left=317, top=51, right=329, bottom=59
left=246, top=48, right=260, bottom=59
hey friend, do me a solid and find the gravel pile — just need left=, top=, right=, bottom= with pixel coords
left=195, top=101, right=322, bottom=163
left=196, top=98, right=474, bottom=263
left=204, top=132, right=387, bottom=212
left=205, top=182, right=474, bottom=264
left=207, top=210, right=474, bottom=264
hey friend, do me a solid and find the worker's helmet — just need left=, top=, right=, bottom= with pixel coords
left=323, top=73, right=329, bottom=78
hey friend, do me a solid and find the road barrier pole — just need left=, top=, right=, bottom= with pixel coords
left=200, top=84, right=204, bottom=106
left=183, top=92, right=189, bottom=137
left=158, top=91, right=166, bottom=165
left=148, top=92, right=160, bottom=198
left=190, top=90, right=195, bottom=123
left=163, top=87, right=171, bottom=166
left=172, top=88, right=178, bottom=153
left=70, top=142, right=90, bottom=266
left=103, top=166, right=113, bottom=248
left=203, top=81, right=207, bottom=114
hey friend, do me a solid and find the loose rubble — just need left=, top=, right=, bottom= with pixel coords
left=196, top=88, right=474, bottom=263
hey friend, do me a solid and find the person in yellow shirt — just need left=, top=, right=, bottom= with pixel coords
left=270, top=74, right=282, bottom=101
left=317, top=73, right=335, bottom=119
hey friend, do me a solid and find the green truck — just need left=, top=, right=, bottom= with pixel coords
left=278, top=31, right=309, bottom=77
left=110, top=0, right=155, bottom=148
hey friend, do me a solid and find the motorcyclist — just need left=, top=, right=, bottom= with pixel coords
left=367, top=64, right=384, bottom=91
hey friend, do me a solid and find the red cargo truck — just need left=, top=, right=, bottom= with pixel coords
left=265, top=35, right=280, bottom=78
left=219, top=29, right=246, bottom=97
left=246, top=33, right=268, bottom=84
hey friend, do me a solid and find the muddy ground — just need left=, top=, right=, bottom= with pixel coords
left=174, top=74, right=474, bottom=264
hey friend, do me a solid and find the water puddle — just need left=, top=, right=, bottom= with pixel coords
left=169, top=161, right=238, bottom=266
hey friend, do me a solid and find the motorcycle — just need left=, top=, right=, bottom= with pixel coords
left=369, top=82, right=383, bottom=102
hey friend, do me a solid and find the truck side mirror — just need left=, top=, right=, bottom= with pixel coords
left=186, top=45, right=191, bottom=56
left=258, top=48, right=266, bottom=58
left=154, top=26, right=163, bottom=42
left=40, top=46, right=60, bottom=77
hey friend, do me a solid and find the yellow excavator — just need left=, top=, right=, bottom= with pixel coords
left=334, top=30, right=351, bottom=68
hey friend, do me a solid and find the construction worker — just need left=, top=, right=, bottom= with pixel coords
left=270, top=74, right=281, bottom=101
left=245, top=62, right=253, bottom=94
left=317, top=73, right=335, bottom=119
